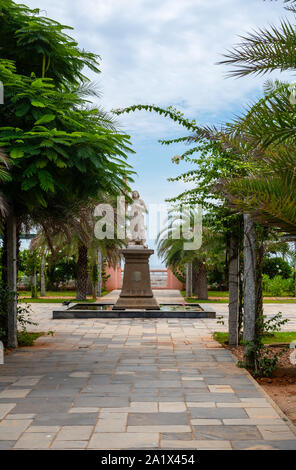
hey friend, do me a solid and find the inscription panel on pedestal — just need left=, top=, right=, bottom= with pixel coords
left=131, top=271, right=142, bottom=282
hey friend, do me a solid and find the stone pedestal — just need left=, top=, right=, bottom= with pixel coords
left=113, top=248, right=160, bottom=310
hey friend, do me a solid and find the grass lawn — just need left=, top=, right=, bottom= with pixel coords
left=18, top=298, right=96, bottom=303
left=19, top=290, right=77, bottom=297
left=18, top=290, right=110, bottom=303
left=17, top=331, right=45, bottom=347
left=214, top=331, right=296, bottom=346
left=181, top=290, right=296, bottom=304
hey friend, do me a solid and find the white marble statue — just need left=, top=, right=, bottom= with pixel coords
left=127, top=190, right=147, bottom=248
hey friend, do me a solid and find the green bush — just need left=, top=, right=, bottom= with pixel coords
left=262, top=274, right=294, bottom=296
left=0, top=284, right=14, bottom=345
left=263, top=257, right=292, bottom=279
left=0, top=283, right=37, bottom=347
left=239, top=313, right=289, bottom=378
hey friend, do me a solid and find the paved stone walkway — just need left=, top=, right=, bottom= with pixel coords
left=0, top=291, right=296, bottom=450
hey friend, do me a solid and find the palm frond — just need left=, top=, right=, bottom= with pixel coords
left=219, top=19, right=296, bottom=77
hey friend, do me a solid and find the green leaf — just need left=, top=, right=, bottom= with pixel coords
left=55, top=159, right=67, bottom=168
left=35, top=114, right=55, bottom=125
left=31, top=100, right=46, bottom=107
left=38, top=170, right=55, bottom=192
left=15, top=103, right=31, bottom=117
left=35, top=159, right=48, bottom=168
left=40, top=140, right=54, bottom=147
left=10, top=148, right=24, bottom=159
left=21, top=179, right=38, bottom=191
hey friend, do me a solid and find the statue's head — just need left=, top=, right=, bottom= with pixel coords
left=132, top=190, right=139, bottom=199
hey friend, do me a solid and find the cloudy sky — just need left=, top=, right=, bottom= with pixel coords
left=24, top=0, right=291, bottom=265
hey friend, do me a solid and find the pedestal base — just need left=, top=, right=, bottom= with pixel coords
left=113, top=248, right=160, bottom=310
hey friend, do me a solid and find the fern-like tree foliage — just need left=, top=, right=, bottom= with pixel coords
left=0, top=1, right=135, bottom=345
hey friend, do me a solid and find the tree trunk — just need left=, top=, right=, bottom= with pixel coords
left=31, top=269, right=37, bottom=298
left=86, top=275, right=93, bottom=296
left=225, top=235, right=230, bottom=290
left=243, top=213, right=257, bottom=364
left=193, top=261, right=208, bottom=299
left=1, top=221, right=7, bottom=285
left=40, top=254, right=46, bottom=297
left=294, top=242, right=296, bottom=298
left=256, top=238, right=264, bottom=324
left=185, top=262, right=192, bottom=297
left=97, top=249, right=102, bottom=297
left=228, top=233, right=240, bottom=346
left=76, top=244, right=88, bottom=301
left=7, top=207, right=18, bottom=348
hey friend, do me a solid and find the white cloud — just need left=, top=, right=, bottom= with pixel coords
left=25, top=0, right=290, bottom=138
left=16, top=0, right=294, bottom=262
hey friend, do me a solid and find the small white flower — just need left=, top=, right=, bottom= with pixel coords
left=172, top=155, right=181, bottom=164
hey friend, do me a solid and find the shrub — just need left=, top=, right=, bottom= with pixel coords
left=239, top=313, right=289, bottom=378
left=263, top=257, right=292, bottom=279
left=17, top=331, right=43, bottom=347
left=0, top=284, right=14, bottom=345
left=262, top=274, right=294, bottom=296
left=0, top=283, right=37, bottom=347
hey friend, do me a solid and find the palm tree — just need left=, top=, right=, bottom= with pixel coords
left=31, top=194, right=126, bottom=300
left=157, top=206, right=225, bottom=300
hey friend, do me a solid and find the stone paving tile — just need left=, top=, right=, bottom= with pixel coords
left=14, top=433, right=55, bottom=449
left=130, top=402, right=158, bottom=412
left=0, top=294, right=295, bottom=450
left=159, top=403, right=186, bottom=412
left=0, top=441, right=15, bottom=450
left=187, top=402, right=216, bottom=408
left=0, top=389, right=31, bottom=399
left=185, top=393, right=240, bottom=403
left=161, top=432, right=193, bottom=441
left=245, top=407, right=279, bottom=419
left=69, top=372, right=90, bottom=378
left=222, top=419, right=284, bottom=425
left=235, top=390, right=264, bottom=398
left=32, top=413, right=97, bottom=426
left=51, top=440, right=88, bottom=449
left=27, top=426, right=60, bottom=433
left=6, top=413, right=36, bottom=419
left=128, top=425, right=191, bottom=433
left=0, top=377, right=17, bottom=383
left=189, top=407, right=248, bottom=419
left=217, top=401, right=270, bottom=408
left=205, top=377, right=251, bottom=385
left=0, top=403, right=16, bottom=419
left=12, top=377, right=43, bottom=387
left=56, top=426, right=93, bottom=440
left=0, top=419, right=32, bottom=440
left=231, top=440, right=296, bottom=450
left=74, top=397, right=129, bottom=408
left=257, top=425, right=296, bottom=440
left=161, top=440, right=232, bottom=450
left=128, top=412, right=188, bottom=426
left=88, top=432, right=159, bottom=449
left=69, top=407, right=99, bottom=414
left=208, top=385, right=234, bottom=393
left=191, top=419, right=222, bottom=425
left=95, top=412, right=128, bottom=432
left=11, top=397, right=73, bottom=415
left=193, top=425, right=263, bottom=441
